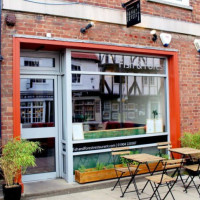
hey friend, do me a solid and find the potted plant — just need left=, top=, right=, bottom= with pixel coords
left=0, top=138, right=41, bottom=200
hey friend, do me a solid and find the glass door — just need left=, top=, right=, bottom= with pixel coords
left=20, top=75, right=59, bottom=182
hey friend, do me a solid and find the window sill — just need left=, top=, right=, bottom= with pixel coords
left=147, top=0, right=193, bottom=10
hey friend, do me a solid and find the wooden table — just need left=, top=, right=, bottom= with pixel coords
left=170, top=147, right=200, bottom=159
left=121, top=153, right=165, bottom=199
left=170, top=147, right=200, bottom=191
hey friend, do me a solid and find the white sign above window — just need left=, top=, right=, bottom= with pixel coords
left=147, top=0, right=190, bottom=7
left=164, top=0, right=189, bottom=6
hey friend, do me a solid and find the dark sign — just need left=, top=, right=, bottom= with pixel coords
left=126, top=0, right=141, bottom=27
left=73, top=135, right=167, bottom=152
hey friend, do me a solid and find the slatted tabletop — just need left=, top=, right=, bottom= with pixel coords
left=122, top=153, right=165, bottom=163
left=169, top=148, right=200, bottom=155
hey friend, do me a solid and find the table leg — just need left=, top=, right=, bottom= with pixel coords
left=141, top=160, right=161, bottom=193
left=121, top=162, right=141, bottom=198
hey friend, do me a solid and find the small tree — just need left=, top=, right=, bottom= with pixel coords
left=0, top=138, right=41, bottom=187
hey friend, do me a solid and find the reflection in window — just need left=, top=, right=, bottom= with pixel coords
left=25, top=138, right=56, bottom=174
left=21, top=101, right=44, bottom=123
left=72, top=65, right=81, bottom=83
left=20, top=78, right=55, bottom=128
left=71, top=52, right=167, bottom=139
left=20, top=57, right=55, bottom=68
left=72, top=75, right=166, bottom=138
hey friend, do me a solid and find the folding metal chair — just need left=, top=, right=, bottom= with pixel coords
left=111, top=147, right=136, bottom=196
left=184, top=156, right=200, bottom=196
left=145, top=159, right=182, bottom=200
left=157, top=142, right=186, bottom=184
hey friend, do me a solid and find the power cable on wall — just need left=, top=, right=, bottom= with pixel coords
left=23, top=0, right=79, bottom=5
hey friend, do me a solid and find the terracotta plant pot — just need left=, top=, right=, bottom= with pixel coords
left=2, top=184, right=22, bottom=200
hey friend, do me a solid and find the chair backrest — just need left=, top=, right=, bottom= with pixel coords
left=157, top=141, right=172, bottom=157
left=111, top=147, right=131, bottom=167
left=160, top=158, right=184, bottom=182
left=162, top=158, right=184, bottom=170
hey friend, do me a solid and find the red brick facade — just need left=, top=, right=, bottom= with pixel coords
left=1, top=0, right=200, bottom=144
left=65, top=0, right=199, bottom=22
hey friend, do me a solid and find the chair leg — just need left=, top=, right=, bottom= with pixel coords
left=189, top=176, right=200, bottom=196
left=141, top=180, right=149, bottom=193
left=177, top=169, right=187, bottom=189
left=132, top=178, right=141, bottom=200
left=111, top=172, right=124, bottom=193
left=163, top=182, right=176, bottom=200
left=193, top=181, right=200, bottom=196
left=198, top=174, right=200, bottom=189
left=185, top=175, right=190, bottom=183
left=150, top=182, right=160, bottom=200
left=149, top=183, right=161, bottom=200
left=120, top=176, right=133, bottom=197
left=184, top=175, right=194, bottom=193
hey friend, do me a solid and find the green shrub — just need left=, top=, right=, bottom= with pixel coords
left=78, top=165, right=86, bottom=173
left=120, top=150, right=139, bottom=166
left=95, top=162, right=105, bottom=171
left=105, top=164, right=114, bottom=169
left=180, top=131, right=200, bottom=149
left=155, top=153, right=169, bottom=159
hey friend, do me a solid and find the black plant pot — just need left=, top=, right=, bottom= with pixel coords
left=2, top=184, right=22, bottom=200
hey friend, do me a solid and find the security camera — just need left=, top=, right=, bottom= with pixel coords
left=160, top=33, right=172, bottom=47
left=80, top=22, right=95, bottom=34
left=194, top=39, right=200, bottom=52
left=150, top=30, right=157, bottom=42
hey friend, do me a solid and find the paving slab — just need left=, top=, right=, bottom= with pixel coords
left=22, top=176, right=200, bottom=200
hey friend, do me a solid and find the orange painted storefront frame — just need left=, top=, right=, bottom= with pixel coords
left=13, top=36, right=181, bottom=162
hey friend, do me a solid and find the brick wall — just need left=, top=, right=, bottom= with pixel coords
left=65, top=0, right=200, bottom=23
left=1, top=9, right=200, bottom=143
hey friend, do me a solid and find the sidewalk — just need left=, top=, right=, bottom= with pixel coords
left=22, top=176, right=200, bottom=200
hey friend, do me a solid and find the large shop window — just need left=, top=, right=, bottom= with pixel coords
left=71, top=52, right=168, bottom=140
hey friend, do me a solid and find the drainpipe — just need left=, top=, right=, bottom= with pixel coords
left=0, top=0, right=3, bottom=138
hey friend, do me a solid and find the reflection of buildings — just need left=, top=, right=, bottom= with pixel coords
left=20, top=79, right=54, bottom=128
left=72, top=53, right=102, bottom=129
left=72, top=53, right=165, bottom=130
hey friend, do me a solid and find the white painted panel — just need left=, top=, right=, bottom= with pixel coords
left=3, top=0, right=200, bottom=36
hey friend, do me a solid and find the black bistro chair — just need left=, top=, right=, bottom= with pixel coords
left=111, top=147, right=136, bottom=196
left=145, top=159, right=183, bottom=200
left=184, top=156, right=200, bottom=196
left=157, top=142, right=186, bottom=187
